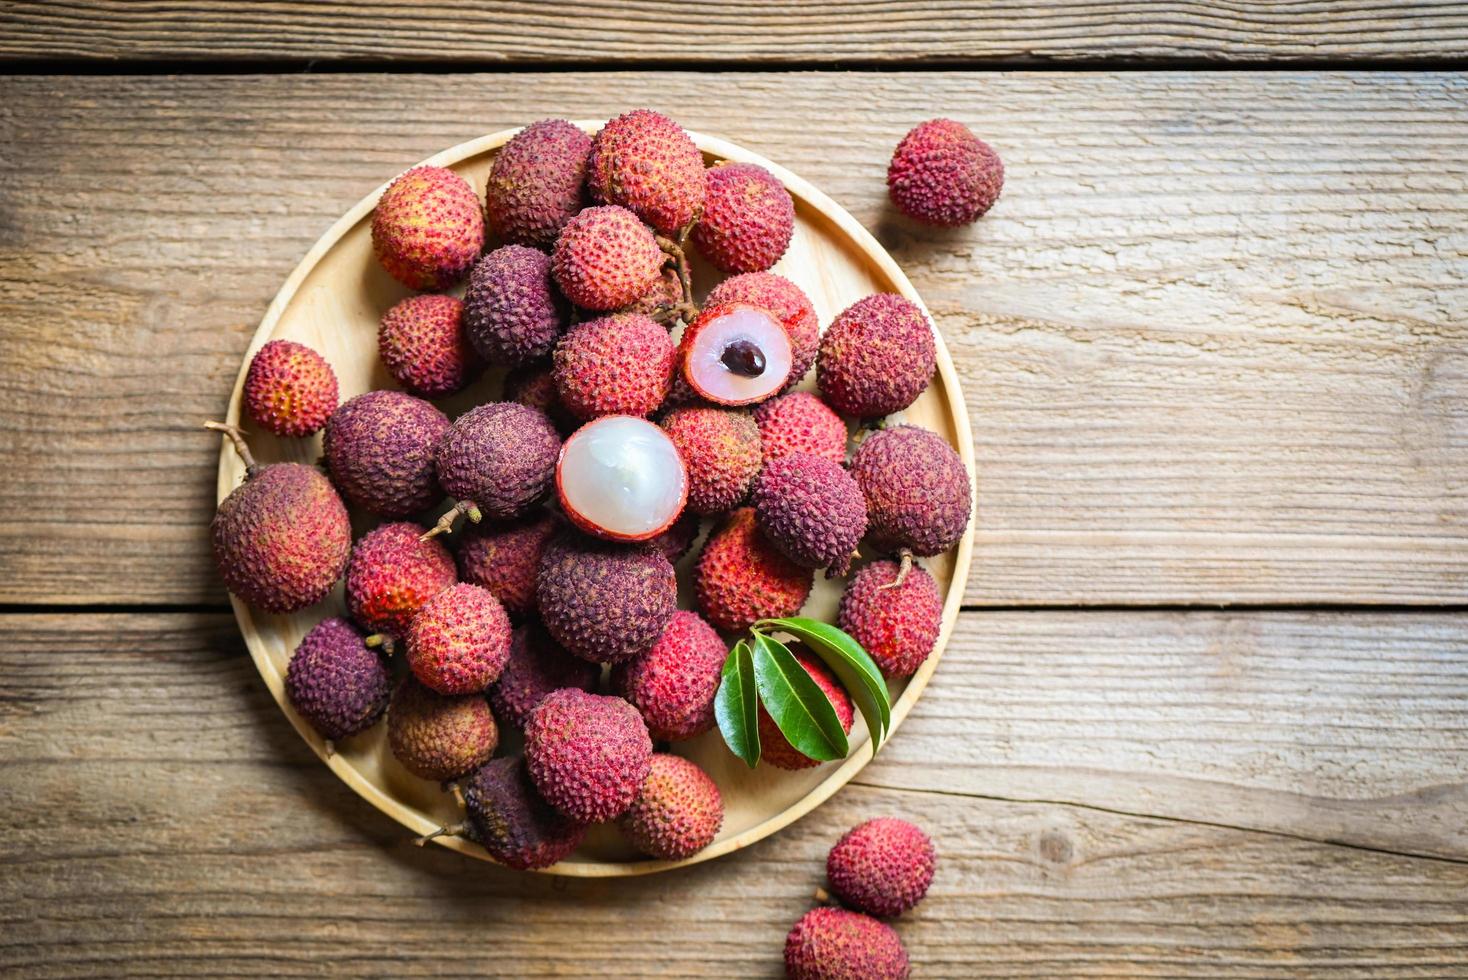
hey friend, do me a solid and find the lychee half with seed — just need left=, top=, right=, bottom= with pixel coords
left=692, top=161, right=794, bottom=274
left=378, top=293, right=479, bottom=398
left=679, top=302, right=793, bottom=406
left=371, top=165, right=484, bottom=290
left=706, top=272, right=818, bottom=394
left=242, top=339, right=338, bottom=437
left=556, top=414, right=688, bottom=542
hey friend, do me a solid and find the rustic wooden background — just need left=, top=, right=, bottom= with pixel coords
left=2, top=5, right=1466, bottom=977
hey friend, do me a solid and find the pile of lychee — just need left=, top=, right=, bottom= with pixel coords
left=210, top=110, right=997, bottom=884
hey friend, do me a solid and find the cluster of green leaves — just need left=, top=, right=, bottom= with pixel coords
left=714, top=617, right=892, bottom=768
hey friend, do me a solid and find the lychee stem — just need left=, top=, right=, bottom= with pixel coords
left=413, top=823, right=467, bottom=847
left=657, top=227, right=698, bottom=317
left=204, top=420, right=259, bottom=478
left=421, top=500, right=483, bottom=541
left=814, top=887, right=835, bottom=905
left=880, top=550, right=914, bottom=590
left=363, top=633, right=397, bottom=655
left=323, top=739, right=336, bottom=759
left=448, top=782, right=467, bottom=809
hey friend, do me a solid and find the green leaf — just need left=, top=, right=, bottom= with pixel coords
left=750, top=633, right=849, bottom=763
left=715, top=639, right=760, bottom=768
left=755, top=616, right=892, bottom=754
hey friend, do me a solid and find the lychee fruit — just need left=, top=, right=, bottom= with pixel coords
left=827, top=817, right=936, bottom=918
left=619, top=754, right=723, bottom=860
left=850, top=425, right=971, bottom=557
left=706, top=272, right=818, bottom=394
left=784, top=907, right=910, bottom=980
left=624, top=265, right=685, bottom=317
left=434, top=402, right=561, bottom=525
left=345, top=521, right=456, bottom=645
left=838, top=560, right=943, bottom=679
left=818, top=294, right=935, bottom=420
left=323, top=389, right=450, bottom=518
left=551, top=205, right=663, bottom=311
left=649, top=511, right=701, bottom=565
left=537, top=534, right=677, bottom=664
left=888, top=118, right=1003, bottom=227
left=377, top=293, right=480, bottom=398
left=612, top=610, right=726, bottom=742
left=371, top=165, right=485, bottom=290
left=695, top=508, right=813, bottom=633
left=387, top=676, right=498, bottom=782
left=692, top=161, right=794, bottom=274
left=553, top=313, right=675, bottom=420
left=242, top=339, right=338, bottom=437
left=524, top=688, right=653, bottom=823
left=759, top=647, right=854, bottom=771
left=460, top=756, right=588, bottom=871
left=488, top=624, right=600, bottom=730
left=284, top=616, right=390, bottom=740
left=484, top=118, right=592, bottom=250
left=679, top=302, right=793, bottom=406
left=462, top=244, right=567, bottom=369
left=455, top=511, right=559, bottom=618
left=587, top=109, right=706, bottom=235
left=754, top=391, right=847, bottom=466
left=556, top=414, right=688, bottom=542
left=503, top=364, right=579, bottom=434
left=207, top=423, right=351, bottom=614
left=660, top=406, right=762, bottom=515
left=752, top=453, right=867, bottom=575
left=406, top=583, right=512, bottom=695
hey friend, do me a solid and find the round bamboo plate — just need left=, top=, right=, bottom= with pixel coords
left=216, top=124, right=976, bottom=876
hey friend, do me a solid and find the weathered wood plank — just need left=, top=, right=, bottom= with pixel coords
left=0, top=72, right=1464, bottom=605
left=1, top=1, right=1466, bottom=65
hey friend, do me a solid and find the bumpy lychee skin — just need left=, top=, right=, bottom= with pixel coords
left=649, top=512, right=701, bottom=565
left=484, top=118, right=592, bottom=250
left=619, top=754, right=724, bottom=860
left=827, top=817, right=937, bottom=918
left=818, top=294, right=936, bottom=420
left=435, top=402, right=561, bottom=521
left=612, top=610, right=726, bottom=742
left=553, top=313, right=674, bottom=420
left=587, top=109, right=707, bottom=235
left=784, top=907, right=910, bottom=980
left=462, top=244, right=567, bottom=369
left=695, top=508, right=813, bottom=633
left=406, top=583, right=512, bottom=695
left=660, top=406, right=763, bottom=515
left=387, top=677, right=498, bottom=782
left=537, top=535, right=678, bottom=664
left=752, top=453, right=868, bottom=575
left=551, top=205, right=663, bottom=311
left=242, top=339, right=338, bottom=437
left=758, top=647, right=855, bottom=770
left=706, top=272, right=819, bottom=394
left=371, top=165, right=485, bottom=290
left=345, top=522, right=457, bottom=643
left=888, top=118, right=1004, bottom=227
left=378, top=294, right=479, bottom=398
left=456, top=512, right=560, bottom=618
left=323, top=390, right=450, bottom=518
left=624, top=266, right=684, bottom=317
left=504, top=364, right=578, bottom=434
left=461, top=756, right=588, bottom=871
left=284, top=617, right=390, bottom=740
left=488, top=625, right=600, bottom=730
left=524, top=689, right=653, bottom=823
left=838, top=560, right=943, bottom=679
left=754, top=392, right=847, bottom=466
left=692, top=162, right=794, bottom=274
left=850, top=426, right=972, bottom=557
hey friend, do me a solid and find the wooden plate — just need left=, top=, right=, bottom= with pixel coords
left=217, top=124, right=976, bottom=876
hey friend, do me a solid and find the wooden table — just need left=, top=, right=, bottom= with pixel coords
left=2, top=6, right=1466, bottom=977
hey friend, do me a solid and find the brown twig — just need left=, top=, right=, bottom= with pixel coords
left=421, top=500, right=482, bottom=541
left=204, top=420, right=259, bottom=477
left=879, top=550, right=914, bottom=590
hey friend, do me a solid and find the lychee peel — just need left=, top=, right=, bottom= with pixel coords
left=817, top=293, right=936, bottom=420
left=406, top=583, right=512, bottom=695
left=323, top=390, right=450, bottom=518
left=588, top=109, right=707, bottom=235
left=387, top=677, right=498, bottom=782
left=456, top=512, right=560, bottom=618
left=752, top=452, right=867, bottom=575
left=435, top=402, right=561, bottom=521
left=537, top=534, right=678, bottom=664
left=754, top=391, right=847, bottom=466
left=692, top=162, right=794, bottom=274
left=612, top=610, right=726, bottom=742
left=462, top=244, right=567, bottom=369
left=524, top=689, right=653, bottom=823
left=461, top=756, right=588, bottom=870
left=888, top=118, right=1003, bottom=227
left=827, top=817, right=937, bottom=918
left=488, top=625, right=600, bottom=730
left=660, top=406, right=762, bottom=515
left=619, top=754, right=724, bottom=860
left=484, top=118, right=592, bottom=250
left=378, top=294, right=479, bottom=398
left=784, top=907, right=910, bottom=980
left=242, top=339, right=338, bottom=437
left=371, top=165, right=485, bottom=290
left=758, top=647, right=854, bottom=770
left=850, top=425, right=972, bottom=557
left=695, top=508, right=812, bottom=634
left=345, top=522, right=456, bottom=642
left=551, top=205, right=663, bottom=311
left=285, top=616, right=390, bottom=740
left=706, top=272, right=818, bottom=394
left=838, top=560, right=943, bottom=679
left=553, top=313, right=674, bottom=420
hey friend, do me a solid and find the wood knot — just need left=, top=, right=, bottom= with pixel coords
left=1038, top=829, right=1073, bottom=864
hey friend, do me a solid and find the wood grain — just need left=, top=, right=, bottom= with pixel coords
left=2, top=1, right=1466, bottom=65
left=1, top=611, right=1465, bottom=977
left=0, top=71, right=1464, bottom=606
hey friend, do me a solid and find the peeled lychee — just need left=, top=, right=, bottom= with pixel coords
left=758, top=647, right=854, bottom=770
left=612, top=610, right=726, bottom=742
left=784, top=907, right=910, bottom=980
left=242, top=339, right=338, bottom=437
left=838, top=560, right=943, bottom=679
left=888, top=118, right=1003, bottom=227
left=323, top=390, right=450, bottom=518
left=850, top=425, right=972, bottom=557
left=695, top=508, right=813, bottom=633
left=484, top=118, right=592, bottom=250
left=460, top=756, right=588, bottom=871
left=371, top=165, right=484, bottom=290
left=488, top=624, right=600, bottom=730
left=660, top=406, right=762, bottom=515
left=504, top=364, right=578, bottom=434
left=537, top=534, right=678, bottom=664
left=827, top=817, right=936, bottom=918
left=754, top=391, right=847, bottom=466
left=387, top=676, right=498, bottom=782
left=752, top=453, right=867, bottom=575
left=435, top=402, right=561, bottom=524
left=406, top=583, right=512, bottom=695
left=553, top=313, right=674, bottom=420
left=455, top=512, right=559, bottom=618
left=818, top=294, right=936, bottom=420
left=692, top=162, right=794, bottom=274
left=462, top=244, right=567, bottom=369
left=556, top=414, right=688, bottom=542
left=378, top=293, right=479, bottom=398
left=619, top=754, right=723, bottom=860
left=284, top=616, right=390, bottom=740
left=587, top=109, right=706, bottom=235
left=706, top=272, right=818, bottom=394
left=679, top=302, right=793, bottom=406
left=524, top=689, right=653, bottom=823
left=551, top=205, right=663, bottom=311
left=345, top=521, right=456, bottom=645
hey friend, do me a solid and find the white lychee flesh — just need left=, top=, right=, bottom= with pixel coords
left=556, top=415, right=689, bottom=541
left=683, top=306, right=793, bottom=406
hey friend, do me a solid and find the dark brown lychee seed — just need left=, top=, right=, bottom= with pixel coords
left=721, top=339, right=766, bottom=377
